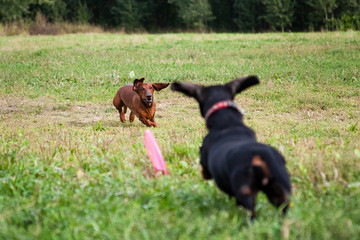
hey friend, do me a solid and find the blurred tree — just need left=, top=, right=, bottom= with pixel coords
left=28, top=0, right=67, bottom=22
left=84, top=0, right=116, bottom=27
left=168, top=0, right=214, bottom=30
left=1, top=0, right=360, bottom=32
left=233, top=0, right=266, bottom=32
left=292, top=0, right=311, bottom=31
left=146, top=0, right=177, bottom=31
left=262, top=0, right=294, bottom=32
left=208, top=0, right=234, bottom=31
left=111, top=0, right=153, bottom=31
left=335, top=0, right=360, bottom=30
left=306, top=0, right=337, bottom=30
left=76, top=0, right=93, bottom=23
left=0, top=0, right=34, bottom=21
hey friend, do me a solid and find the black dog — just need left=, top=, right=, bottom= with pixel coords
left=171, top=76, right=291, bottom=220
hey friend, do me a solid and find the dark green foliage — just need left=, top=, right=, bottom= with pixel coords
left=233, top=0, right=266, bottom=32
left=305, top=0, right=338, bottom=31
left=28, top=0, right=67, bottom=22
left=147, top=0, right=178, bottom=31
left=111, top=0, right=153, bottom=31
left=1, top=0, right=360, bottom=32
left=168, top=0, right=215, bottom=30
left=292, top=0, right=311, bottom=31
left=76, top=0, right=93, bottom=23
left=262, top=0, right=294, bottom=32
left=335, top=0, right=360, bottom=30
left=0, top=0, right=34, bottom=22
left=208, top=0, right=234, bottom=31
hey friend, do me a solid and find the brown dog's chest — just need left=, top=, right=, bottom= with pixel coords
left=134, top=103, right=156, bottom=119
left=125, top=94, right=155, bottom=119
left=119, top=87, right=155, bottom=117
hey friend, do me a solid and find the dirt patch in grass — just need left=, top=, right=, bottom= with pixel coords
left=0, top=93, right=189, bottom=131
left=0, top=95, right=115, bottom=127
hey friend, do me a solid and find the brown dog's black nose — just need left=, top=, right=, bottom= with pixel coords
left=146, top=94, right=152, bottom=100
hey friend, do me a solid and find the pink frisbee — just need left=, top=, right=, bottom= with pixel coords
left=144, top=130, right=167, bottom=175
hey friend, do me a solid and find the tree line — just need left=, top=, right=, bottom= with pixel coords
left=1, top=0, right=359, bottom=32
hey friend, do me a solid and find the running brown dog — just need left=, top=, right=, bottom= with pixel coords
left=113, top=78, right=169, bottom=127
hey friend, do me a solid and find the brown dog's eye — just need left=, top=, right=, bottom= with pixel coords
left=141, top=88, right=145, bottom=91
left=149, top=86, right=152, bottom=89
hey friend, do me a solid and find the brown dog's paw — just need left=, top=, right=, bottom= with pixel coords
left=120, top=112, right=126, bottom=123
left=129, top=112, right=135, bottom=122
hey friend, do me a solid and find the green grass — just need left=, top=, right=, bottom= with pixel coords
left=0, top=32, right=360, bottom=239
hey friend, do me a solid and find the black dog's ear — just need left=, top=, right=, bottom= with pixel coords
left=133, top=78, right=145, bottom=91
left=171, top=82, right=204, bottom=101
left=225, top=76, right=260, bottom=97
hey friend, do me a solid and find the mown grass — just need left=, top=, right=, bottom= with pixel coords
left=0, top=32, right=360, bottom=239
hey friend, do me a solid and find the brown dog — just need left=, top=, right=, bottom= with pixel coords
left=113, top=78, right=169, bottom=127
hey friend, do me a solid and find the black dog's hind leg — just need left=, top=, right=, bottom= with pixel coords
left=231, top=168, right=258, bottom=220
left=263, top=181, right=290, bottom=215
left=200, top=145, right=212, bottom=179
left=258, top=149, right=291, bottom=215
left=232, top=158, right=270, bottom=220
left=236, top=188, right=257, bottom=220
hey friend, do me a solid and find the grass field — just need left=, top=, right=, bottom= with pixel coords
left=1, top=31, right=360, bottom=239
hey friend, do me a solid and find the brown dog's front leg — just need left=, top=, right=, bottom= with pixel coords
left=139, top=118, right=155, bottom=127
left=129, top=112, right=135, bottom=122
left=149, top=116, right=157, bottom=127
left=113, top=94, right=126, bottom=123
left=150, top=120, right=157, bottom=127
left=119, top=110, right=125, bottom=123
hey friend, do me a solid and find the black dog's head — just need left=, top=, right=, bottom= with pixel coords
left=171, top=76, right=259, bottom=117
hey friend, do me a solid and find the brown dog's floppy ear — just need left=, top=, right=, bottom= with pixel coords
left=133, top=78, right=145, bottom=91
left=171, top=82, right=204, bottom=101
left=152, top=83, right=169, bottom=91
left=225, top=75, right=260, bottom=97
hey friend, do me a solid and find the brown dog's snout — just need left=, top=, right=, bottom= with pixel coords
left=146, top=93, right=152, bottom=100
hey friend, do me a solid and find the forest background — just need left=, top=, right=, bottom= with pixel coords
left=1, top=0, right=360, bottom=35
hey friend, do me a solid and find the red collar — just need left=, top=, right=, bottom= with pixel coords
left=204, top=100, right=239, bottom=121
